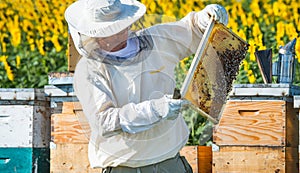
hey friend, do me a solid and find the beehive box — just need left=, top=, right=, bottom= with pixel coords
left=213, top=146, right=298, bottom=172
left=45, top=72, right=76, bottom=114
left=0, top=89, right=50, bottom=173
left=50, top=102, right=99, bottom=173
left=47, top=73, right=213, bottom=172
left=51, top=102, right=212, bottom=173
left=45, top=75, right=95, bottom=173
left=213, top=84, right=300, bottom=173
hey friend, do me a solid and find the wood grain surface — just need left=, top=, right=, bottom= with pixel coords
left=213, top=146, right=298, bottom=173
left=68, top=34, right=81, bottom=72
left=213, top=101, right=287, bottom=146
left=51, top=112, right=90, bottom=144
left=180, top=146, right=198, bottom=172
left=50, top=143, right=100, bottom=173
left=51, top=102, right=213, bottom=172
left=198, top=146, right=212, bottom=173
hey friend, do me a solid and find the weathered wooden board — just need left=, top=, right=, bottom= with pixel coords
left=68, top=34, right=81, bottom=72
left=180, top=146, right=198, bottom=173
left=44, top=85, right=75, bottom=98
left=52, top=102, right=212, bottom=172
left=0, top=88, right=45, bottom=101
left=51, top=113, right=89, bottom=144
left=45, top=84, right=78, bottom=114
left=198, top=146, right=212, bottom=173
left=214, top=100, right=299, bottom=147
left=48, top=72, right=74, bottom=85
left=50, top=143, right=100, bottom=173
left=285, top=101, right=299, bottom=148
left=51, top=102, right=90, bottom=144
left=179, top=146, right=212, bottom=173
left=231, top=84, right=300, bottom=97
left=212, top=146, right=298, bottom=173
left=0, top=105, right=50, bottom=148
left=0, top=105, right=33, bottom=147
left=50, top=102, right=97, bottom=172
left=61, top=102, right=77, bottom=114
left=51, top=143, right=209, bottom=173
left=213, top=101, right=287, bottom=146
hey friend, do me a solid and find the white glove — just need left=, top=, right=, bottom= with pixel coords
left=119, top=95, right=190, bottom=134
left=150, top=95, right=190, bottom=120
left=197, top=4, right=229, bottom=31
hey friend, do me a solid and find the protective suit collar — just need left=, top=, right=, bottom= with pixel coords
left=102, top=38, right=140, bottom=58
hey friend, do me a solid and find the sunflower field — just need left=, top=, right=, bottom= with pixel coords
left=0, top=0, right=73, bottom=88
left=1, top=0, right=300, bottom=88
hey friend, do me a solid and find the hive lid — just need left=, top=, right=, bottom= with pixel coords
left=44, top=85, right=75, bottom=97
left=230, top=84, right=300, bottom=97
left=0, top=88, right=46, bottom=101
left=48, top=72, right=74, bottom=85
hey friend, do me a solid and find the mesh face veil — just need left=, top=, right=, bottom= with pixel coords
left=77, top=14, right=178, bottom=56
left=76, top=16, right=162, bottom=64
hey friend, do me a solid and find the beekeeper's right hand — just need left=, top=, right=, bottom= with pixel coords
left=119, top=95, right=190, bottom=134
left=150, top=95, right=190, bottom=120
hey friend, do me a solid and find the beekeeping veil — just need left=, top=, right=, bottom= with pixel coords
left=64, top=0, right=147, bottom=56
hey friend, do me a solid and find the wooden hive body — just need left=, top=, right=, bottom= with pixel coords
left=51, top=101, right=213, bottom=173
left=0, top=89, right=50, bottom=173
left=50, top=102, right=99, bottom=173
left=213, top=84, right=300, bottom=173
left=47, top=73, right=213, bottom=173
left=45, top=78, right=98, bottom=173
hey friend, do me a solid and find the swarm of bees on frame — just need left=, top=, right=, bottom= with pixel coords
left=187, top=24, right=249, bottom=119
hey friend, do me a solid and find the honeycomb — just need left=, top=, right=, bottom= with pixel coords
left=184, top=23, right=249, bottom=122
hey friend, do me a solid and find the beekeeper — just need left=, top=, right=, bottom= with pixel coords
left=65, top=0, right=228, bottom=172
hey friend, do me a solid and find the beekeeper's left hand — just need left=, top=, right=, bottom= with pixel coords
left=197, top=4, right=228, bottom=32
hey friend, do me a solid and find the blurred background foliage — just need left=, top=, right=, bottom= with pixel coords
left=0, top=0, right=72, bottom=88
left=0, top=0, right=299, bottom=144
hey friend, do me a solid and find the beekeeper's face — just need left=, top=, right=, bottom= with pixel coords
left=95, top=27, right=129, bottom=52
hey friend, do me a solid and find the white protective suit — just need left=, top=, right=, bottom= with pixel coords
left=73, top=8, right=226, bottom=168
